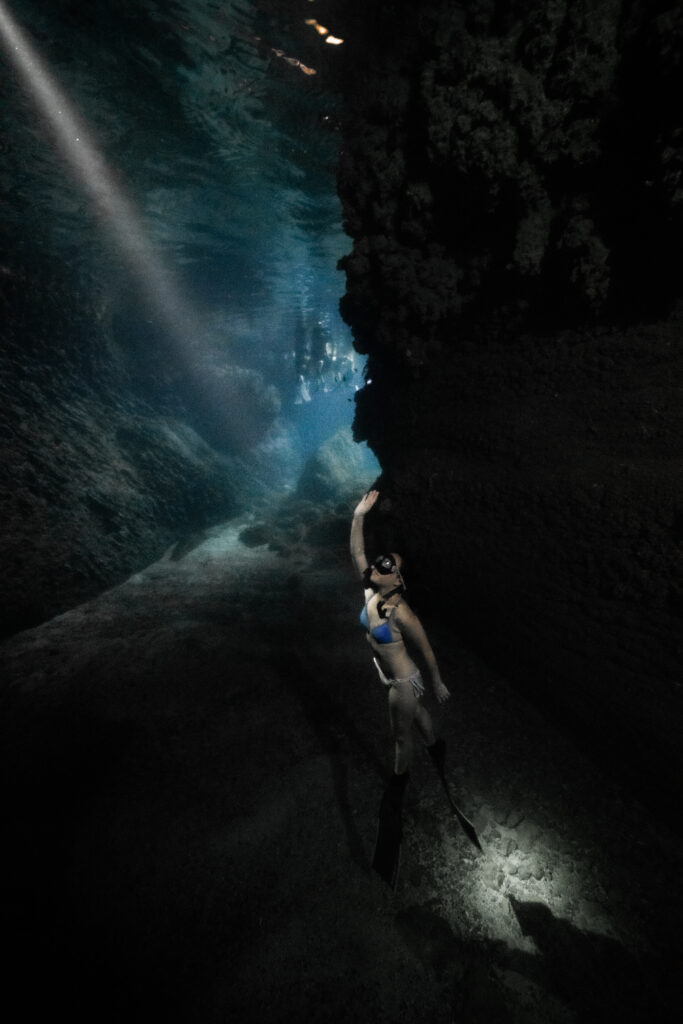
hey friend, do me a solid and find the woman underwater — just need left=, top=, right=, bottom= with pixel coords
left=350, top=489, right=450, bottom=806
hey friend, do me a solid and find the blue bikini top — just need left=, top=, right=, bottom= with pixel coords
left=360, top=603, right=399, bottom=644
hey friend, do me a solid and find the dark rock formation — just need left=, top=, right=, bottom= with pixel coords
left=339, top=0, right=683, bottom=354
left=336, top=1, right=683, bottom=810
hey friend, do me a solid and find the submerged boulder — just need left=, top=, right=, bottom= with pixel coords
left=0, top=254, right=240, bottom=637
left=296, top=426, right=376, bottom=503
left=0, top=391, right=239, bottom=638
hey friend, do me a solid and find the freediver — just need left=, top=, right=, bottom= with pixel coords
left=350, top=489, right=452, bottom=882
left=351, top=489, right=483, bottom=881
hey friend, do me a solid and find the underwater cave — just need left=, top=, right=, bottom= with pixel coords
left=1, top=2, right=682, bottom=1022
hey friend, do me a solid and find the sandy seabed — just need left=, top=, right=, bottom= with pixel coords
left=1, top=503, right=680, bottom=1024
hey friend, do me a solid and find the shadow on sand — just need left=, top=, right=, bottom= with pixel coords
left=394, top=896, right=676, bottom=1023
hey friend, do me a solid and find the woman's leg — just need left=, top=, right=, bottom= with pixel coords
left=413, top=701, right=437, bottom=746
left=387, top=680, right=418, bottom=774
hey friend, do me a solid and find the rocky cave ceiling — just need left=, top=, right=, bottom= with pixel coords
left=0, top=0, right=347, bottom=319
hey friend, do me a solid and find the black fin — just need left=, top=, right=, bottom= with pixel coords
left=372, top=774, right=408, bottom=887
left=441, top=777, right=482, bottom=852
left=427, top=738, right=446, bottom=775
left=428, top=745, right=482, bottom=853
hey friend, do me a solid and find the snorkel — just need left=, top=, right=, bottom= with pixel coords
left=367, top=553, right=406, bottom=616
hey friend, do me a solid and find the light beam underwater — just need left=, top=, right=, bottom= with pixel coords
left=0, top=1, right=269, bottom=452
left=0, top=0, right=199, bottom=348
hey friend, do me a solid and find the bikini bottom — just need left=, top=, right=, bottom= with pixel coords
left=373, top=658, right=425, bottom=699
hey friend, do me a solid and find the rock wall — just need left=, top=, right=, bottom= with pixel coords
left=0, top=253, right=239, bottom=636
left=336, top=1, right=683, bottom=808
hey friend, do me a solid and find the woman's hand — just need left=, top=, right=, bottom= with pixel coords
left=353, top=489, right=379, bottom=518
left=434, top=681, right=451, bottom=704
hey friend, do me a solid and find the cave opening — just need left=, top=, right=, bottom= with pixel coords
left=0, top=0, right=379, bottom=634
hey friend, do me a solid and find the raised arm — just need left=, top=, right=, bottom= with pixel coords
left=395, top=603, right=451, bottom=704
left=350, top=489, right=379, bottom=579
